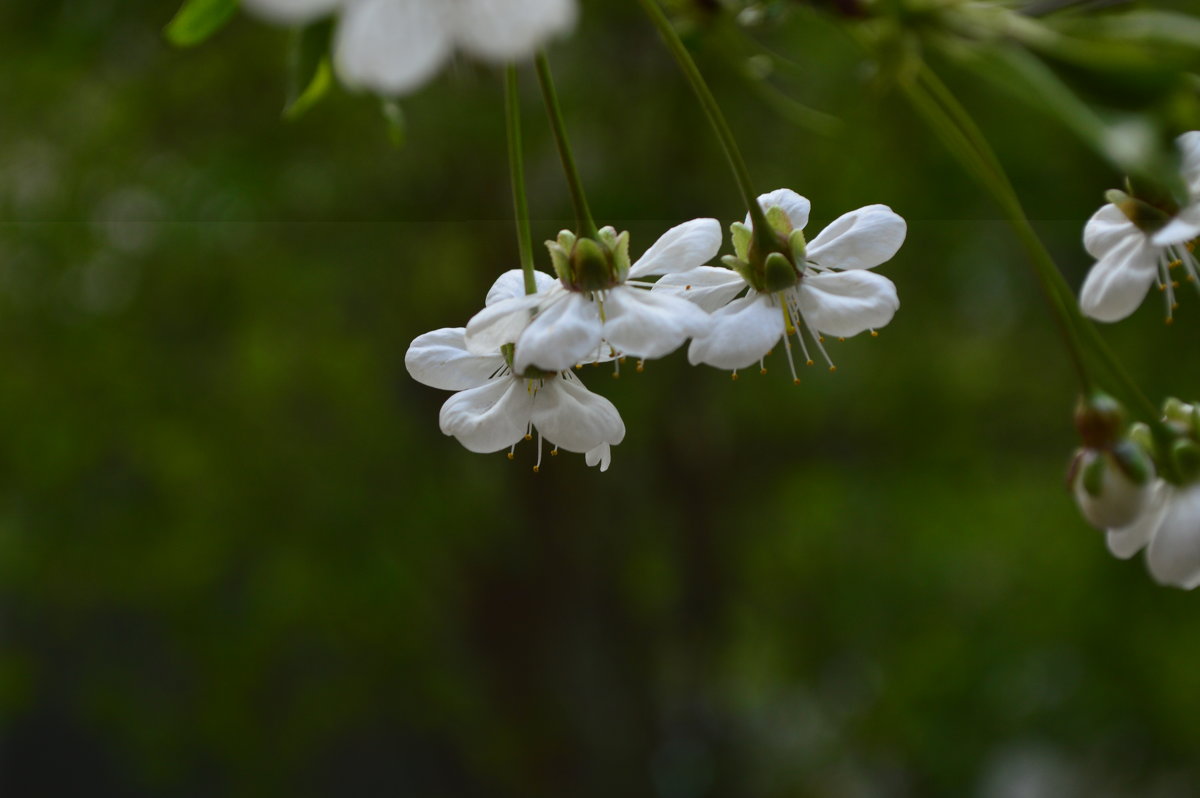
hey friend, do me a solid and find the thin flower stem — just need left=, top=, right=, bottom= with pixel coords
left=634, top=0, right=775, bottom=250
left=505, top=66, right=537, bottom=296
left=908, top=67, right=1183, bottom=479
left=534, top=51, right=599, bottom=239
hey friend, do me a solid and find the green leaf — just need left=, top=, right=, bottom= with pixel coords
left=284, top=20, right=335, bottom=121
left=381, top=100, right=406, bottom=148
left=164, top=0, right=239, bottom=48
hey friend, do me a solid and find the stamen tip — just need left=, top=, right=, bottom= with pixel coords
left=524, top=434, right=533, bottom=441
left=731, top=372, right=739, bottom=381
left=806, top=360, right=814, bottom=367
left=760, top=368, right=768, bottom=375
left=551, top=449, right=559, bottom=456
left=506, top=452, right=515, bottom=461
left=532, top=465, right=540, bottom=473
left=870, top=330, right=879, bottom=338
left=838, top=337, right=845, bottom=342
left=829, top=365, right=837, bottom=372
left=792, top=378, right=801, bottom=386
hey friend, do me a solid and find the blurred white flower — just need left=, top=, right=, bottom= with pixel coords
left=1071, top=448, right=1154, bottom=530
left=243, top=0, right=578, bottom=95
left=1079, top=131, right=1200, bottom=323
left=659, top=189, right=904, bottom=379
left=1103, top=480, right=1200, bottom=590
left=464, top=219, right=720, bottom=374
left=406, top=270, right=624, bottom=471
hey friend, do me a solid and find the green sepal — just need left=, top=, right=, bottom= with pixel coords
left=1108, top=188, right=1175, bottom=235
left=1112, top=440, right=1153, bottom=485
left=765, top=205, right=793, bottom=237
left=763, top=252, right=800, bottom=293
left=284, top=19, right=334, bottom=121
left=164, top=0, right=238, bottom=48
left=1129, top=421, right=1154, bottom=453
left=1172, top=439, right=1200, bottom=481
left=598, top=227, right=631, bottom=282
left=1082, top=452, right=1107, bottom=498
left=731, top=222, right=752, bottom=262
left=570, top=237, right=611, bottom=292
left=547, top=233, right=574, bottom=284
left=724, top=255, right=756, bottom=287
left=788, top=229, right=807, bottom=263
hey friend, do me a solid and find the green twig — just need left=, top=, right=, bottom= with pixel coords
left=505, top=66, right=537, bottom=295
left=534, top=52, right=598, bottom=239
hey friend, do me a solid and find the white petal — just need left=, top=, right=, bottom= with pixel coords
left=1078, top=233, right=1159, bottom=323
left=334, top=0, right=451, bottom=95
left=514, top=291, right=603, bottom=373
left=451, top=0, right=577, bottom=62
left=1178, top=130, right=1200, bottom=199
left=405, top=327, right=503, bottom=390
left=600, top=286, right=710, bottom=360
left=1151, top=204, right=1200, bottom=247
left=1106, top=480, right=1166, bottom=559
left=438, top=377, right=531, bottom=453
left=687, top=294, right=783, bottom=370
left=486, top=268, right=558, bottom=306
left=627, top=218, right=722, bottom=279
left=242, top=0, right=341, bottom=24
left=654, top=266, right=747, bottom=313
left=797, top=270, right=898, bottom=338
left=464, top=291, right=550, bottom=355
left=1147, top=484, right=1200, bottom=589
left=1083, top=203, right=1138, bottom=258
left=805, top=204, right=906, bottom=271
left=531, top=375, right=625, bottom=452
left=746, top=189, right=810, bottom=231
left=585, top=443, right=612, bottom=472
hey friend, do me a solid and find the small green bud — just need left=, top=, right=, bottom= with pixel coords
left=1074, top=392, right=1125, bottom=448
left=1163, top=397, right=1195, bottom=435
left=763, top=251, right=800, bottom=293
left=731, top=222, right=753, bottom=262
left=1173, top=439, right=1200, bottom=481
left=548, top=228, right=630, bottom=293
left=1129, top=422, right=1154, bottom=453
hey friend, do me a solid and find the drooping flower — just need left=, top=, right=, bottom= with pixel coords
left=658, top=189, right=905, bottom=380
left=1079, top=131, right=1200, bottom=323
left=242, top=0, right=577, bottom=96
left=1069, top=395, right=1155, bottom=530
left=405, top=270, right=624, bottom=471
left=463, top=219, right=721, bottom=374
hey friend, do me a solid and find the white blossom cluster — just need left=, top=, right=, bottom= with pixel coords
left=407, top=190, right=905, bottom=471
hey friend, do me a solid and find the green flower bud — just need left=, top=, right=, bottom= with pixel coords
left=1074, top=392, right=1125, bottom=448
left=763, top=251, right=800, bottom=292
left=1111, top=439, right=1153, bottom=486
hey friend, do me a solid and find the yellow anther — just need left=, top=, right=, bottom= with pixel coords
left=1166, top=317, right=1175, bottom=325
left=506, top=452, right=515, bottom=460
left=635, top=360, right=645, bottom=373
left=574, top=363, right=583, bottom=369
left=792, top=378, right=801, bottom=386
left=838, top=337, right=845, bottom=342
left=818, top=336, right=826, bottom=343
left=766, top=349, right=774, bottom=356
left=611, top=372, right=620, bottom=379
left=870, top=330, right=879, bottom=338
left=760, top=368, right=768, bottom=375
left=524, top=433, right=533, bottom=441
left=829, top=365, right=837, bottom=372
left=1169, top=259, right=1183, bottom=269
left=731, top=371, right=739, bottom=381
left=685, top=285, right=692, bottom=290
left=1173, top=281, right=1181, bottom=288
left=619, top=357, right=627, bottom=364
left=551, top=449, right=559, bottom=456
left=805, top=359, right=814, bottom=367
left=532, top=465, right=540, bottom=473
left=1159, top=284, right=1167, bottom=292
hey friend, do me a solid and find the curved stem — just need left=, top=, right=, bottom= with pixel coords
left=534, top=51, right=598, bottom=239
left=505, top=66, right=537, bottom=295
left=635, top=0, right=775, bottom=249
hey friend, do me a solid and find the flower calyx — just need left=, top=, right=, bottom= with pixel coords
left=722, top=205, right=807, bottom=294
left=547, top=227, right=631, bottom=293
left=1070, top=394, right=1156, bottom=528
left=1105, top=187, right=1177, bottom=237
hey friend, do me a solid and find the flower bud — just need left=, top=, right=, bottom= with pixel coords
left=1073, top=392, right=1125, bottom=448
left=1072, top=447, right=1156, bottom=530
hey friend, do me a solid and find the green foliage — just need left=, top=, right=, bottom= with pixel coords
left=284, top=20, right=334, bottom=121
left=164, top=0, right=239, bottom=48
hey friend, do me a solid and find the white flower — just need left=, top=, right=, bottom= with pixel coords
left=1071, top=448, right=1155, bottom=530
left=242, top=0, right=577, bottom=96
left=405, top=270, right=624, bottom=471
left=1079, top=131, right=1200, bottom=323
left=463, top=219, right=721, bottom=374
left=1103, top=480, right=1200, bottom=590
left=659, top=189, right=905, bottom=379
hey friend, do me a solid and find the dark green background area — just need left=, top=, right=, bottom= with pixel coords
left=2, top=1, right=1199, bottom=796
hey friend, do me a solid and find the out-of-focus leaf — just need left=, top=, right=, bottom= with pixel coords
left=164, top=0, right=239, bottom=48
left=1055, top=11, right=1200, bottom=55
left=284, top=20, right=334, bottom=121
left=381, top=99, right=406, bottom=148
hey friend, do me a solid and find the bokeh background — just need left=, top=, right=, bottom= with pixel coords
left=3, top=1, right=1200, bottom=795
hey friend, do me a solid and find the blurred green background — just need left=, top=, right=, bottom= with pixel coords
left=3, top=1, right=1200, bottom=796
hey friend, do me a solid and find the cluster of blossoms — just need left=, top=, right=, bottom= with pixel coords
left=1071, top=396, right=1200, bottom=589
left=241, top=0, right=577, bottom=95
left=1080, top=131, right=1200, bottom=324
left=1070, top=132, right=1200, bottom=588
left=407, top=190, right=906, bottom=471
